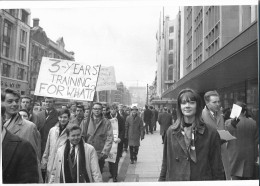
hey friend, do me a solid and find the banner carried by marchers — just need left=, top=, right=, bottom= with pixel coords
left=106, top=118, right=118, bottom=163
left=34, top=57, right=101, bottom=101
left=96, top=66, right=117, bottom=91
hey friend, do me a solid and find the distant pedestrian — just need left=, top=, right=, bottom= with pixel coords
left=125, top=106, right=144, bottom=164
left=159, top=88, right=224, bottom=181
left=118, top=104, right=128, bottom=152
left=153, top=108, right=159, bottom=131
left=158, top=107, right=172, bottom=144
left=225, top=101, right=258, bottom=180
left=143, top=105, right=153, bottom=134
left=171, top=108, right=177, bottom=123
left=49, top=124, right=102, bottom=183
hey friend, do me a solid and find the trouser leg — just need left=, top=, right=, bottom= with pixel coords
left=129, top=146, right=134, bottom=161
left=133, top=146, right=139, bottom=161
left=98, top=159, right=105, bottom=173
left=148, top=122, right=153, bottom=133
left=123, top=138, right=128, bottom=151
left=145, top=123, right=149, bottom=134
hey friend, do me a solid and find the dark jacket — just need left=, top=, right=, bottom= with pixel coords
left=125, top=114, right=144, bottom=146
left=2, top=129, right=39, bottom=183
left=159, top=121, right=225, bottom=181
left=158, top=112, right=172, bottom=135
left=38, top=109, right=59, bottom=157
left=143, top=109, right=153, bottom=124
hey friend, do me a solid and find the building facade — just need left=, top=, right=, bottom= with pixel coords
left=0, top=9, right=31, bottom=95
left=157, top=5, right=258, bottom=120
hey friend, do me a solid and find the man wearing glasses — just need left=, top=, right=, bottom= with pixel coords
left=85, top=102, right=113, bottom=173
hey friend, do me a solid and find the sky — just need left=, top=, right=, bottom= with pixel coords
left=2, top=0, right=257, bottom=88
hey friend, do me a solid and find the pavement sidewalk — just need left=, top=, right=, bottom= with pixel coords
left=124, top=123, right=163, bottom=182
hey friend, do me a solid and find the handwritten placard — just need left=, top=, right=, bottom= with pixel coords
left=34, top=57, right=100, bottom=101
left=96, top=66, right=117, bottom=91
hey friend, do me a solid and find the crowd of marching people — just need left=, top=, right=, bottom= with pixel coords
left=1, top=87, right=259, bottom=183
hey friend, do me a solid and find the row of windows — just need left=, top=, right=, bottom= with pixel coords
left=4, top=9, right=29, bottom=25
left=205, top=6, right=220, bottom=33
left=2, top=63, right=25, bottom=80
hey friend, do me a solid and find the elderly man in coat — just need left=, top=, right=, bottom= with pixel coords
left=158, top=107, right=172, bottom=144
left=201, top=90, right=230, bottom=180
left=225, top=101, right=258, bottom=180
left=2, top=88, right=42, bottom=182
left=41, top=108, right=71, bottom=183
left=49, top=124, right=102, bottom=183
left=125, top=106, right=144, bottom=164
left=85, top=102, right=114, bottom=173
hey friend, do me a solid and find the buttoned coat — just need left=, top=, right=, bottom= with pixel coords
left=125, top=114, right=144, bottom=146
left=2, top=130, right=39, bottom=183
left=41, top=123, right=68, bottom=182
left=4, top=114, right=41, bottom=158
left=38, top=109, right=59, bottom=157
left=225, top=116, right=258, bottom=178
left=202, top=106, right=230, bottom=179
left=158, top=112, right=172, bottom=135
left=86, top=116, right=113, bottom=158
left=159, top=121, right=225, bottom=181
left=49, top=143, right=102, bottom=183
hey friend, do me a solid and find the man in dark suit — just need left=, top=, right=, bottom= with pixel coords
left=2, top=106, right=39, bottom=183
left=158, top=107, right=172, bottom=143
left=37, top=97, right=59, bottom=157
left=143, top=105, right=153, bottom=134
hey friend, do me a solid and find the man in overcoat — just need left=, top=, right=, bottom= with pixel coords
left=201, top=90, right=230, bottom=180
left=2, top=88, right=42, bottom=182
left=158, top=107, right=172, bottom=143
left=2, top=105, right=39, bottom=183
left=225, top=101, right=258, bottom=180
left=125, top=106, right=144, bottom=164
left=118, top=104, right=128, bottom=152
left=85, top=102, right=113, bottom=173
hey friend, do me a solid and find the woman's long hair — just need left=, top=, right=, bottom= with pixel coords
left=176, top=88, right=203, bottom=127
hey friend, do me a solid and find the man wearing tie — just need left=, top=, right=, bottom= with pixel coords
left=201, top=90, right=230, bottom=180
left=49, top=124, right=102, bottom=183
left=37, top=97, right=59, bottom=158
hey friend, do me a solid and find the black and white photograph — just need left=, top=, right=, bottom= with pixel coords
left=0, top=0, right=259, bottom=186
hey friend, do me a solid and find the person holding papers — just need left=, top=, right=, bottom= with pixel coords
left=225, top=101, right=258, bottom=180
left=107, top=104, right=125, bottom=182
left=201, top=90, right=230, bottom=180
left=159, top=88, right=224, bottom=181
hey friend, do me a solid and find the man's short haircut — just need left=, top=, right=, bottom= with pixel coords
left=235, top=101, right=247, bottom=113
left=44, top=97, right=55, bottom=102
left=58, top=108, right=71, bottom=118
left=93, top=102, right=102, bottom=108
left=19, top=109, right=30, bottom=117
left=109, top=103, right=118, bottom=110
left=76, top=104, right=85, bottom=112
left=66, top=124, right=82, bottom=136
left=145, top=105, right=148, bottom=109
left=1, top=88, right=20, bottom=102
left=204, top=90, right=219, bottom=103
left=21, top=95, right=32, bottom=101
left=149, top=105, right=153, bottom=109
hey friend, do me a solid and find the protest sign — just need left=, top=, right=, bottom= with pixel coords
left=106, top=118, right=118, bottom=163
left=34, top=57, right=101, bottom=101
left=96, top=66, right=117, bottom=91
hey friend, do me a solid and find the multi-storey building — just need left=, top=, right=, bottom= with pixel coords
left=0, top=9, right=31, bottom=95
left=30, top=18, right=75, bottom=95
left=128, top=86, right=146, bottom=108
left=160, top=5, right=258, bottom=119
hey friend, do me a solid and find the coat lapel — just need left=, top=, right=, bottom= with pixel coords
left=174, top=130, right=189, bottom=156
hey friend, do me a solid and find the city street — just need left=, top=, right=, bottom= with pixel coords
left=102, top=122, right=163, bottom=182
